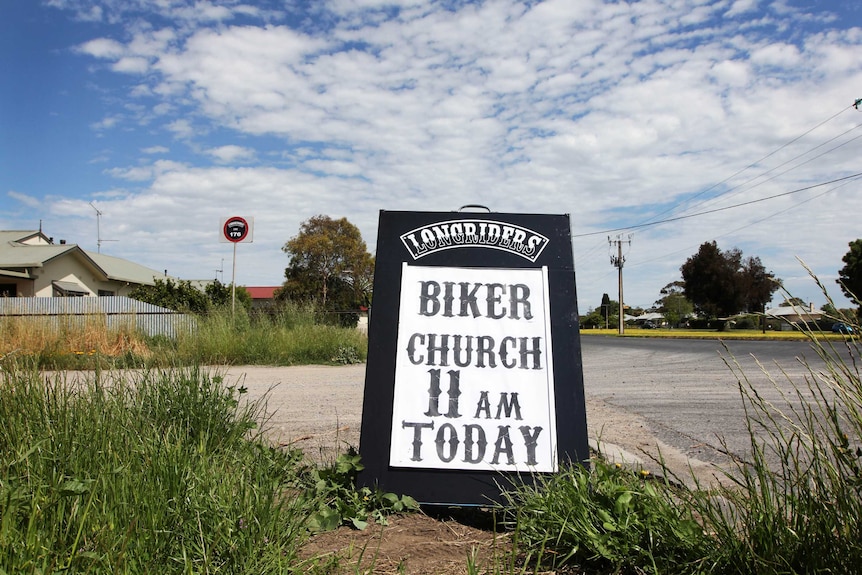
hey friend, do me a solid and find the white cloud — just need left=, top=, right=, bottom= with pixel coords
left=77, top=37, right=125, bottom=59
left=750, top=42, right=801, bottom=67
left=166, top=118, right=194, bottom=138
left=141, top=145, right=169, bottom=154
left=38, top=0, right=862, bottom=308
left=725, top=0, right=760, bottom=18
left=206, top=145, right=256, bottom=163
left=8, top=191, right=42, bottom=209
left=90, top=115, right=120, bottom=130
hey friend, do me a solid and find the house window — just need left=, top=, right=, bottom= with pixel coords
left=0, top=284, right=15, bottom=297
left=98, top=290, right=115, bottom=297
left=52, top=281, right=89, bottom=297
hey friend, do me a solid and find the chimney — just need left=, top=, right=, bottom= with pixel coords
left=59, top=239, right=66, bottom=244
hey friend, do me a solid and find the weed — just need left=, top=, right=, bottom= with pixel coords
left=503, top=458, right=713, bottom=574
left=299, top=448, right=419, bottom=532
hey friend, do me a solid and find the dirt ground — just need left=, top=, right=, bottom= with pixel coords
left=218, top=363, right=724, bottom=575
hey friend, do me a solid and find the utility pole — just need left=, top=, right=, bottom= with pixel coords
left=609, top=234, right=632, bottom=335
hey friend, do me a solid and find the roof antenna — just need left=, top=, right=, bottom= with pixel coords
left=89, top=202, right=117, bottom=253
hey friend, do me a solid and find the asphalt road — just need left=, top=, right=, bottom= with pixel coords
left=580, top=335, right=838, bottom=474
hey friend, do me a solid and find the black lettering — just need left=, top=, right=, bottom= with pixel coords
left=486, top=283, right=506, bottom=319
left=419, top=281, right=440, bottom=316
left=407, top=333, right=424, bottom=365
left=463, top=424, right=487, bottom=464
left=476, top=335, right=496, bottom=368
left=509, top=284, right=533, bottom=320
left=402, top=421, right=434, bottom=461
left=499, top=336, right=517, bottom=368
left=491, top=426, right=515, bottom=465
left=459, top=282, right=482, bottom=317
left=495, top=392, right=522, bottom=420
left=474, top=391, right=492, bottom=419
left=452, top=335, right=473, bottom=367
left=426, top=334, right=450, bottom=366
left=435, top=423, right=459, bottom=462
left=519, top=336, right=543, bottom=369
left=424, top=368, right=441, bottom=417
left=442, top=281, right=456, bottom=317
left=444, top=369, right=461, bottom=418
left=519, top=426, right=543, bottom=466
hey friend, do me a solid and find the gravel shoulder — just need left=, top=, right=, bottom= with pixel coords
left=219, top=362, right=727, bottom=484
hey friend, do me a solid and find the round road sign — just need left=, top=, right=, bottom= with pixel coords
left=223, top=216, right=250, bottom=243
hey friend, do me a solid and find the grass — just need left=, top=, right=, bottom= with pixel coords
left=0, top=363, right=416, bottom=574
left=4, top=279, right=862, bottom=573
left=582, top=327, right=839, bottom=340
left=0, top=364, right=313, bottom=574
left=500, top=278, right=862, bottom=574
left=0, top=302, right=367, bottom=369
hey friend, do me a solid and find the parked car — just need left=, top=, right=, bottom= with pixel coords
left=832, top=322, right=854, bottom=334
left=641, top=321, right=658, bottom=329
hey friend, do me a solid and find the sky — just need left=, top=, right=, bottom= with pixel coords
left=3, top=0, right=862, bottom=312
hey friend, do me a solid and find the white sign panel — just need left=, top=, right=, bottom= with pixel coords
left=390, top=264, right=558, bottom=472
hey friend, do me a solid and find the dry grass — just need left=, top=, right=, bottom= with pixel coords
left=0, top=315, right=151, bottom=359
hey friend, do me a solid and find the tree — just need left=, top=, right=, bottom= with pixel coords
left=279, top=215, right=375, bottom=325
left=581, top=298, right=620, bottom=329
left=739, top=255, right=777, bottom=313
left=205, top=279, right=252, bottom=310
left=129, top=278, right=210, bottom=313
left=837, top=239, right=862, bottom=314
left=680, top=241, right=779, bottom=319
left=654, top=281, right=693, bottom=327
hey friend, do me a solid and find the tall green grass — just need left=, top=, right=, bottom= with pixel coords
left=166, top=303, right=367, bottom=366
left=0, top=364, right=315, bottom=574
left=684, top=282, right=862, bottom=573
left=503, top=278, right=862, bottom=574
left=0, top=300, right=367, bottom=369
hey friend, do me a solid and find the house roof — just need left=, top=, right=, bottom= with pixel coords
left=246, top=286, right=280, bottom=299
left=0, top=230, right=50, bottom=245
left=0, top=242, right=82, bottom=272
left=765, top=305, right=824, bottom=318
left=87, top=251, right=163, bottom=285
left=0, top=230, right=161, bottom=287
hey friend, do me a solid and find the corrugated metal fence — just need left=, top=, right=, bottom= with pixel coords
left=0, top=297, right=193, bottom=337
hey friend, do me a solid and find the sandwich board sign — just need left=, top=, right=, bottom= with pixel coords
left=357, top=209, right=589, bottom=506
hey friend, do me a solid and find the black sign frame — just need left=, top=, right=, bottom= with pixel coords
left=357, top=210, right=589, bottom=506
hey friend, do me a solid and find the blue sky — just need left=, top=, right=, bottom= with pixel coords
left=3, top=0, right=862, bottom=311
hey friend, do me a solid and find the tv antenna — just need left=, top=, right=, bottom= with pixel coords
left=89, top=202, right=117, bottom=253
left=215, top=258, right=224, bottom=282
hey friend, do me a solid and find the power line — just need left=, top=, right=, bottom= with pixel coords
left=572, top=172, right=862, bottom=238
left=632, top=102, right=858, bottom=228
left=687, top=127, right=862, bottom=214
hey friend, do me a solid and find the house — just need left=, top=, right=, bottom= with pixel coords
left=245, top=286, right=281, bottom=309
left=0, top=230, right=165, bottom=297
left=765, top=303, right=825, bottom=330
